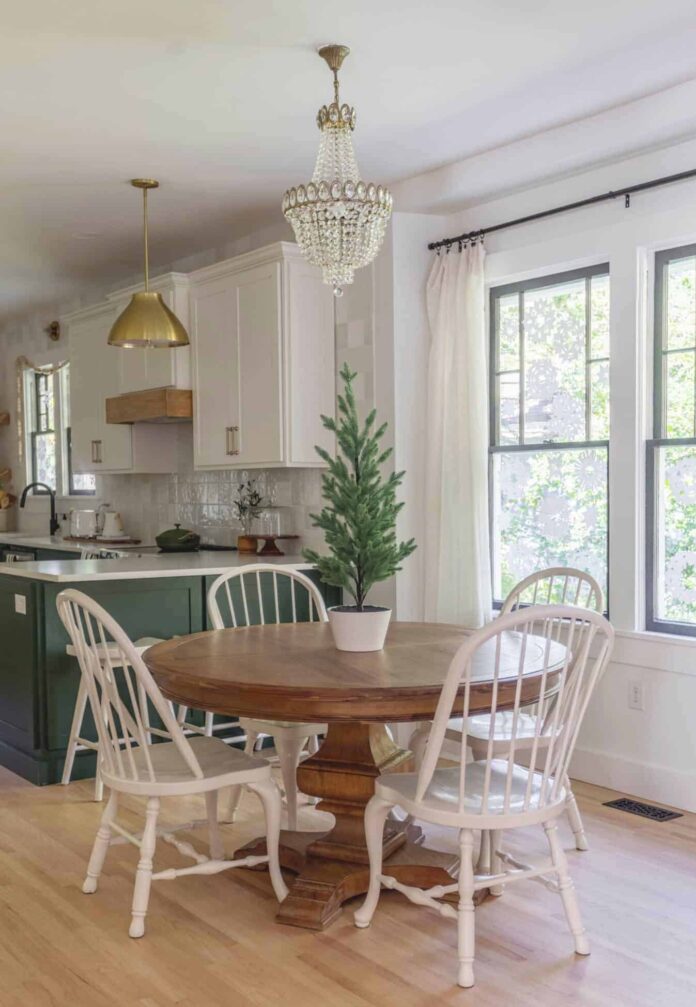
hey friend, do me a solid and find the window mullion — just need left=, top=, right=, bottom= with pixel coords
left=585, top=275, right=592, bottom=441
left=518, top=290, right=525, bottom=444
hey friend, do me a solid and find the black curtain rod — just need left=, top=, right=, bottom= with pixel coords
left=427, top=167, right=696, bottom=251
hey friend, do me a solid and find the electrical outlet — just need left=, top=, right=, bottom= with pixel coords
left=628, top=680, right=644, bottom=711
left=14, top=594, right=26, bottom=615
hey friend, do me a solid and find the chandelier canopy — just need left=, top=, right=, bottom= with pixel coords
left=282, top=44, right=392, bottom=297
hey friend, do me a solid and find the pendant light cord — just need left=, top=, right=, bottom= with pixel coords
left=142, top=186, right=149, bottom=291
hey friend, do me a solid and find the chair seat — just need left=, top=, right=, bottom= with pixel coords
left=238, top=716, right=327, bottom=734
left=376, top=759, right=565, bottom=827
left=101, top=735, right=271, bottom=795
left=66, top=637, right=163, bottom=660
left=465, top=711, right=541, bottom=743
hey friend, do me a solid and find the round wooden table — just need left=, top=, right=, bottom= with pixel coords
left=145, top=621, right=566, bottom=930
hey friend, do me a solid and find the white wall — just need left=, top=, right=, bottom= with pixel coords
left=430, top=137, right=696, bottom=810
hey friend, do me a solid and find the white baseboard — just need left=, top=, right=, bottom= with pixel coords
left=571, top=746, right=696, bottom=813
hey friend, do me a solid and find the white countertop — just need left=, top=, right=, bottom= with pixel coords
left=0, top=533, right=150, bottom=553
left=0, top=549, right=313, bottom=583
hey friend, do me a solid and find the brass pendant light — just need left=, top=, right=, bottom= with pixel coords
left=108, top=179, right=189, bottom=348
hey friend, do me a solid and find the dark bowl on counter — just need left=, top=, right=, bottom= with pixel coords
left=155, top=523, right=201, bottom=553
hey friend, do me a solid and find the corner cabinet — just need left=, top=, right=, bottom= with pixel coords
left=189, top=243, right=335, bottom=469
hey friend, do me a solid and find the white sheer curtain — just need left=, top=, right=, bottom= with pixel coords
left=424, top=242, right=492, bottom=628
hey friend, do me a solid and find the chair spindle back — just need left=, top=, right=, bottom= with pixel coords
left=207, top=565, right=328, bottom=630
left=501, top=567, right=603, bottom=615
left=416, top=605, right=613, bottom=816
left=57, top=589, right=202, bottom=785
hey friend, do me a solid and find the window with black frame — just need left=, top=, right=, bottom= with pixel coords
left=648, top=244, right=696, bottom=635
left=489, top=264, right=610, bottom=606
left=25, top=366, right=95, bottom=497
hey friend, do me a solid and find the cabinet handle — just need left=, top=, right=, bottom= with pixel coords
left=225, top=426, right=240, bottom=456
left=91, top=440, right=102, bottom=464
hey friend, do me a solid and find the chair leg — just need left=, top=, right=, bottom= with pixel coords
left=204, top=711, right=215, bottom=737
left=544, top=819, right=590, bottom=956
left=475, top=830, right=491, bottom=875
left=129, top=796, right=160, bottom=939
left=275, top=733, right=306, bottom=831
left=205, top=791, right=224, bottom=860
left=354, top=795, right=394, bottom=928
left=83, top=790, right=118, bottom=894
left=176, top=705, right=188, bottom=726
left=248, top=779, right=288, bottom=903
left=564, top=774, right=589, bottom=851
left=224, top=730, right=259, bottom=823
left=62, top=678, right=89, bottom=786
left=489, top=829, right=505, bottom=896
left=457, top=828, right=476, bottom=988
left=94, top=763, right=104, bottom=803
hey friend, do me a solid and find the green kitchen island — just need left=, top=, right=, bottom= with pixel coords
left=0, top=553, right=340, bottom=785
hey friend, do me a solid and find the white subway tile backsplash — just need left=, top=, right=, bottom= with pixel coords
left=93, top=466, right=325, bottom=551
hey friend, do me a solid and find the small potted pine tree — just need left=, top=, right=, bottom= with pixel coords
left=303, top=363, right=416, bottom=652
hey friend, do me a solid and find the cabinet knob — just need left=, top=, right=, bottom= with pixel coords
left=225, top=426, right=240, bottom=456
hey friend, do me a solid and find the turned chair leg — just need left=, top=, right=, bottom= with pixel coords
left=129, top=796, right=160, bottom=939
left=489, top=829, right=505, bottom=896
left=62, top=678, right=89, bottom=786
left=354, top=795, right=394, bottom=928
left=83, top=790, right=118, bottom=894
left=563, top=774, right=589, bottom=851
left=275, top=733, right=307, bottom=831
left=225, top=730, right=259, bottom=822
left=475, top=830, right=491, bottom=875
left=457, top=828, right=476, bottom=988
left=544, top=819, right=590, bottom=955
left=248, top=780, right=288, bottom=902
left=205, top=791, right=224, bottom=860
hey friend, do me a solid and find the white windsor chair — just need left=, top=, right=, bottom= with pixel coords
left=57, top=588, right=287, bottom=938
left=355, top=605, right=614, bottom=989
left=206, top=564, right=329, bottom=828
left=409, top=567, right=603, bottom=852
left=62, top=548, right=164, bottom=800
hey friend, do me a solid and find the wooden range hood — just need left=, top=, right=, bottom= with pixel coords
left=106, top=387, right=192, bottom=424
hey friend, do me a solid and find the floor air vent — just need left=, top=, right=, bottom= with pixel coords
left=603, top=797, right=683, bottom=822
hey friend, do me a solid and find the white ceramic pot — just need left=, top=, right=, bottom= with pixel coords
left=328, top=606, right=392, bottom=652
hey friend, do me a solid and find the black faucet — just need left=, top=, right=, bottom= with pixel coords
left=20, top=483, right=59, bottom=536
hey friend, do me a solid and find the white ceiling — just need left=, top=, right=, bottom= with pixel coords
left=3, top=0, right=696, bottom=320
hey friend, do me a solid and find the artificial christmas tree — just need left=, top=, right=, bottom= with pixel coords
left=303, top=363, right=416, bottom=651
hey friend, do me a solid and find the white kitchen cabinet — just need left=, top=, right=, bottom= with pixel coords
left=106, top=273, right=191, bottom=393
left=66, top=304, right=178, bottom=475
left=189, top=242, right=335, bottom=470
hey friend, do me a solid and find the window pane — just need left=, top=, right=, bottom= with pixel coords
left=665, top=257, right=696, bottom=350
left=589, top=359, right=610, bottom=440
left=655, top=445, right=696, bottom=624
left=497, top=293, right=519, bottom=372
left=492, top=447, right=607, bottom=601
left=523, top=279, right=586, bottom=442
left=498, top=371, right=520, bottom=445
left=34, top=432, right=56, bottom=488
left=590, top=274, right=610, bottom=359
left=664, top=350, right=695, bottom=438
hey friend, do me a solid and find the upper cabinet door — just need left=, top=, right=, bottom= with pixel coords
left=190, top=261, right=284, bottom=469
left=68, top=307, right=132, bottom=473
left=108, top=276, right=191, bottom=394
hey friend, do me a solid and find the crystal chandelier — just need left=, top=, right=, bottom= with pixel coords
left=282, top=44, right=392, bottom=297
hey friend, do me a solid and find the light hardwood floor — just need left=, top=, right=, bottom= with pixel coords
left=0, top=766, right=694, bottom=1006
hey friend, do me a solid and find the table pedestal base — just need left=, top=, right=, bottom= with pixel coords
left=234, top=721, right=490, bottom=930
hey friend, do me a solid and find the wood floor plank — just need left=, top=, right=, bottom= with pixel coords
left=0, top=766, right=694, bottom=1006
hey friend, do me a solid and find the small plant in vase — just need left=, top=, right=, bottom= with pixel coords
left=234, top=479, right=268, bottom=553
left=303, top=363, right=416, bottom=652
